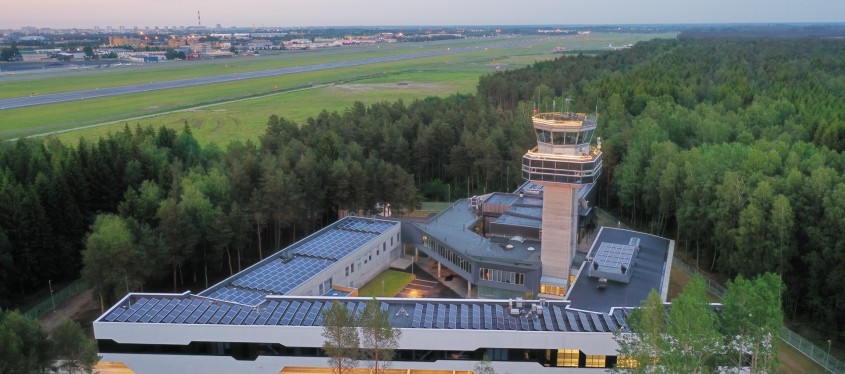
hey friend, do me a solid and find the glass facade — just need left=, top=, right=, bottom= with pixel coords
left=422, top=237, right=472, bottom=273
left=479, top=267, right=525, bottom=285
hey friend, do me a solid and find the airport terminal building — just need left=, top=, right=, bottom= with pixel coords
left=93, top=111, right=675, bottom=373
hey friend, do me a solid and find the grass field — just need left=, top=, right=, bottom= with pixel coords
left=358, top=270, right=416, bottom=297
left=1, top=32, right=676, bottom=144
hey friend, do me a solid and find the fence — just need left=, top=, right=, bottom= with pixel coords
left=23, top=279, right=87, bottom=320
left=596, top=208, right=842, bottom=372
left=673, top=251, right=842, bottom=373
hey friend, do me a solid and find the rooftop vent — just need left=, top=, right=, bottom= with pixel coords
left=510, top=236, right=525, bottom=243
left=527, top=247, right=536, bottom=252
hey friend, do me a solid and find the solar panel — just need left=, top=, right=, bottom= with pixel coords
left=460, top=304, right=469, bottom=329
left=292, top=301, right=311, bottom=325
left=243, top=308, right=260, bottom=324
left=355, top=302, right=367, bottom=319
left=590, top=313, right=606, bottom=332
left=103, top=307, right=125, bottom=322
left=448, top=304, right=457, bottom=329
left=494, top=305, right=505, bottom=330
left=281, top=301, right=301, bottom=325
left=221, top=305, right=241, bottom=324
left=164, top=300, right=191, bottom=323
left=268, top=301, right=289, bottom=325
left=602, top=313, right=618, bottom=331
left=304, top=302, right=322, bottom=326
left=542, top=306, right=555, bottom=331
left=116, top=298, right=148, bottom=322
left=578, top=312, right=593, bottom=332
left=232, top=306, right=250, bottom=324
left=519, top=316, right=530, bottom=330
left=566, top=311, right=580, bottom=332
left=507, top=316, right=518, bottom=330
left=552, top=306, right=567, bottom=331
left=141, top=299, right=166, bottom=323
left=471, top=305, right=481, bottom=329
left=483, top=305, right=493, bottom=330
left=186, top=300, right=212, bottom=324
left=412, top=303, right=423, bottom=328
left=198, top=305, right=219, bottom=324
left=424, top=303, right=434, bottom=328
left=436, top=304, right=446, bottom=329
left=257, top=301, right=279, bottom=325
left=613, top=310, right=629, bottom=331
left=210, top=305, right=229, bottom=324
left=346, top=301, right=356, bottom=315
left=151, top=299, right=180, bottom=323
left=531, top=315, right=543, bottom=331
left=174, top=299, right=201, bottom=324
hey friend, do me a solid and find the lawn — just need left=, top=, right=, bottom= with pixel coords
left=358, top=270, right=416, bottom=298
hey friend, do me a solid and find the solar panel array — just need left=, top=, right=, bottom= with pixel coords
left=336, top=219, right=396, bottom=234
left=292, top=230, right=376, bottom=260
left=199, top=218, right=397, bottom=303
left=206, top=286, right=268, bottom=306
left=233, top=257, right=334, bottom=293
left=101, top=296, right=631, bottom=333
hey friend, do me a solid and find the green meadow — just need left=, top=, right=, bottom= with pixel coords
left=1, top=32, right=675, bottom=144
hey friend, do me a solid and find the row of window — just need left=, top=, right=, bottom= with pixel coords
left=479, top=267, right=525, bottom=285
left=97, top=339, right=624, bottom=368
left=535, top=129, right=595, bottom=146
left=422, top=237, right=472, bottom=274
left=540, top=284, right=565, bottom=297
left=344, top=233, right=398, bottom=277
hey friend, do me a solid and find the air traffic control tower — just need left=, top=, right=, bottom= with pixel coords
left=522, top=106, right=602, bottom=299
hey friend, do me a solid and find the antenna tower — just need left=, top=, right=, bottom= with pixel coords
left=197, top=11, right=201, bottom=27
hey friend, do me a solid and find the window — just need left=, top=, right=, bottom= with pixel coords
left=557, top=349, right=580, bottom=367
left=541, top=284, right=565, bottom=297
left=351, top=263, right=354, bottom=273
left=383, top=243, right=386, bottom=251
left=377, top=249, right=380, bottom=256
left=585, top=355, right=606, bottom=368
left=478, top=268, right=525, bottom=285
left=391, top=237, right=393, bottom=246
left=616, top=356, right=638, bottom=368
left=345, top=267, right=349, bottom=276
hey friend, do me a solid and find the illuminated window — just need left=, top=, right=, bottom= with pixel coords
left=557, top=349, right=580, bottom=367
left=585, top=355, right=606, bottom=368
left=541, top=284, right=565, bottom=297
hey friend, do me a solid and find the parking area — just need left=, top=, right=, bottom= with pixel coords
left=395, top=264, right=461, bottom=299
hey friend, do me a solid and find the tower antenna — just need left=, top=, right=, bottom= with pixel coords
left=197, top=10, right=201, bottom=27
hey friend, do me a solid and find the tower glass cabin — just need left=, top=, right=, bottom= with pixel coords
left=522, top=111, right=602, bottom=299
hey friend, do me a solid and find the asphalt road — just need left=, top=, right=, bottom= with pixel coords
left=0, top=40, right=530, bottom=111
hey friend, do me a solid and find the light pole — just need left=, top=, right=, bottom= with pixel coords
left=48, top=280, right=55, bottom=312
left=827, top=339, right=832, bottom=373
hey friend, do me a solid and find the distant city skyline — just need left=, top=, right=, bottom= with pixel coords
left=3, top=0, right=844, bottom=30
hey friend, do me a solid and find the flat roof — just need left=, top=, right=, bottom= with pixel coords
left=566, top=227, right=672, bottom=313
left=96, top=294, right=631, bottom=333
left=413, top=199, right=541, bottom=265
left=198, top=216, right=398, bottom=305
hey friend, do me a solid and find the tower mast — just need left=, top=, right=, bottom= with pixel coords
left=523, top=106, right=602, bottom=298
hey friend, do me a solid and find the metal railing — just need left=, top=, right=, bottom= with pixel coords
left=596, top=207, right=842, bottom=372
left=23, top=279, right=87, bottom=320
left=670, top=241, right=842, bottom=372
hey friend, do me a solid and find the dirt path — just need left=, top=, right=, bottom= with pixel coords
left=38, top=289, right=98, bottom=332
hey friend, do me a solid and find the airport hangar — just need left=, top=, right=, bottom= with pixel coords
left=93, top=111, right=674, bottom=373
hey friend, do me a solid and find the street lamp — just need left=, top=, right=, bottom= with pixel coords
left=827, top=339, right=832, bottom=373
left=48, top=280, right=55, bottom=312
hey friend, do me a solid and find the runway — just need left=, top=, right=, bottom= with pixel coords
left=0, top=40, right=528, bottom=111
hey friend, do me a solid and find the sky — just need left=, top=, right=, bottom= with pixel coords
left=2, top=0, right=845, bottom=29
